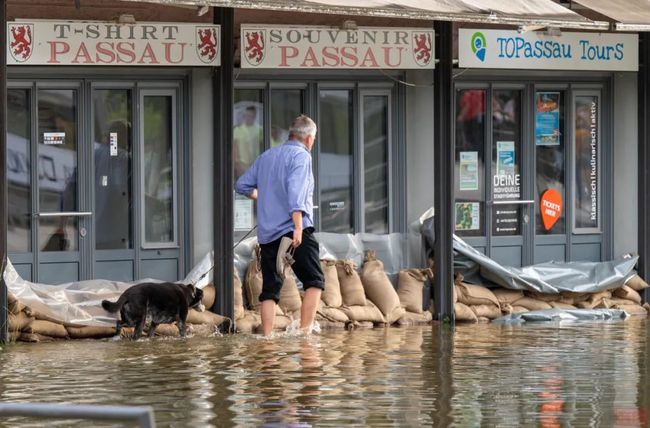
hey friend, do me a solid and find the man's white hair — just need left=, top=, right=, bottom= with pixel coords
left=289, top=115, right=317, bottom=140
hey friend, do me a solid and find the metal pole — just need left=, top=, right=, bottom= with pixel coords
left=0, top=0, right=8, bottom=344
left=212, top=7, right=235, bottom=323
left=639, top=33, right=650, bottom=304
left=433, top=21, right=455, bottom=321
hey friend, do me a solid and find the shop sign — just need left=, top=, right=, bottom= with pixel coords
left=459, top=29, right=638, bottom=71
left=540, top=188, right=563, bottom=231
left=7, top=20, right=221, bottom=66
left=240, top=25, right=435, bottom=69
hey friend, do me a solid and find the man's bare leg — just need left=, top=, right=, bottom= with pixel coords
left=300, top=287, right=322, bottom=332
left=260, top=299, right=276, bottom=336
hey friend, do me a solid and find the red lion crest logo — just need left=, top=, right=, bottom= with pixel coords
left=10, top=24, right=33, bottom=62
left=413, top=33, right=432, bottom=66
left=197, top=28, right=218, bottom=63
left=244, top=31, right=265, bottom=66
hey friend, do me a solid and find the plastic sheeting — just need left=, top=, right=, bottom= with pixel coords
left=493, top=308, right=628, bottom=324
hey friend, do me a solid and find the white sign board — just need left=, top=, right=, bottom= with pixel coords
left=241, top=25, right=435, bottom=69
left=7, top=20, right=221, bottom=66
left=459, top=29, right=638, bottom=71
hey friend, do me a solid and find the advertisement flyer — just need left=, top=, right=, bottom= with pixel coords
left=535, top=92, right=560, bottom=146
left=455, top=202, right=480, bottom=231
left=496, top=141, right=515, bottom=175
left=459, top=151, right=479, bottom=191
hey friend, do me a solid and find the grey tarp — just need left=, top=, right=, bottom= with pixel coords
left=493, top=308, right=628, bottom=324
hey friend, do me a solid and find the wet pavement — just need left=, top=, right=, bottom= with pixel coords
left=0, top=319, right=648, bottom=427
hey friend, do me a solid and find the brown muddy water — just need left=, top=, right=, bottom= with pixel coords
left=0, top=320, right=649, bottom=427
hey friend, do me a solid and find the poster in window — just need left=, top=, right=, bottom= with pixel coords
left=535, top=92, right=560, bottom=146
left=455, top=202, right=480, bottom=231
left=459, top=151, right=479, bottom=191
left=496, top=141, right=515, bottom=175
left=234, top=196, right=254, bottom=230
left=574, top=95, right=599, bottom=229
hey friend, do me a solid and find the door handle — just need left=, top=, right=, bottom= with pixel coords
left=35, top=212, right=93, bottom=217
left=489, top=200, right=535, bottom=206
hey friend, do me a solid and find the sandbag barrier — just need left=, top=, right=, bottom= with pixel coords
left=453, top=273, right=650, bottom=323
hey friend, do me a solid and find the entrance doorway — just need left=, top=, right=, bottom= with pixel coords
left=7, top=80, right=184, bottom=284
left=454, top=82, right=607, bottom=266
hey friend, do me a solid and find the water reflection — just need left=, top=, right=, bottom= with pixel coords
left=0, top=321, right=648, bottom=427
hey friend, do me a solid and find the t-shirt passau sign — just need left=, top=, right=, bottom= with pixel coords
left=540, top=188, right=562, bottom=231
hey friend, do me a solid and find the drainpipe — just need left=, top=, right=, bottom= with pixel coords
left=433, top=21, right=455, bottom=322
left=639, top=32, right=650, bottom=305
left=212, top=7, right=235, bottom=324
left=0, top=0, right=8, bottom=344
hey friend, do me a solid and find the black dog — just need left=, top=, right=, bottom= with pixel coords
left=101, top=283, right=204, bottom=340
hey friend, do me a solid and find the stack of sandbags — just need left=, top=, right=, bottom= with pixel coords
left=454, top=280, right=503, bottom=322
left=315, top=260, right=350, bottom=329
left=395, top=268, right=433, bottom=326
left=360, top=251, right=406, bottom=325
left=336, top=259, right=387, bottom=326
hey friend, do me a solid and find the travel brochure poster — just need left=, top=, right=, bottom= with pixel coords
left=455, top=202, right=480, bottom=231
left=496, top=141, right=515, bottom=175
left=459, top=151, right=479, bottom=191
left=535, top=92, right=560, bottom=146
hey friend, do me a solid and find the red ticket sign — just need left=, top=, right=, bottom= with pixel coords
left=540, top=189, right=562, bottom=231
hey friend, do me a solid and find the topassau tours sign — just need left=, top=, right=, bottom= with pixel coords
left=240, top=25, right=435, bottom=69
left=7, top=20, right=221, bottom=66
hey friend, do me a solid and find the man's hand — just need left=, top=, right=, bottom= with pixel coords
left=292, top=228, right=303, bottom=248
left=248, top=189, right=258, bottom=200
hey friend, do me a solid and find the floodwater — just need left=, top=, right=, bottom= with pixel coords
left=0, top=320, right=649, bottom=427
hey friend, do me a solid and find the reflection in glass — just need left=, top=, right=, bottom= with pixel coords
left=271, top=89, right=302, bottom=147
left=38, top=89, right=78, bottom=251
left=319, top=90, right=353, bottom=233
left=535, top=91, right=565, bottom=235
left=233, top=89, right=263, bottom=179
left=455, top=89, right=486, bottom=236
left=94, top=89, right=132, bottom=249
left=574, top=95, right=599, bottom=230
left=492, top=90, right=522, bottom=236
left=7, top=89, right=32, bottom=253
left=363, top=95, right=389, bottom=234
left=143, top=96, right=174, bottom=244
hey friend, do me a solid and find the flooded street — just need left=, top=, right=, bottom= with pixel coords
left=0, top=320, right=649, bottom=427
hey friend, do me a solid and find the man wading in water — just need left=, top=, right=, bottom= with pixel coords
left=235, top=115, right=324, bottom=336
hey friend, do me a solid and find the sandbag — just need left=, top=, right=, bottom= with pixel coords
left=527, top=292, right=560, bottom=303
left=512, top=297, right=552, bottom=311
left=245, top=246, right=263, bottom=310
left=613, top=285, right=642, bottom=305
left=25, top=320, right=69, bottom=339
left=549, top=302, right=576, bottom=309
left=456, top=283, right=500, bottom=307
left=66, top=326, right=117, bottom=339
left=186, top=309, right=225, bottom=326
left=236, top=311, right=261, bottom=334
left=613, top=304, right=648, bottom=317
left=625, top=275, right=650, bottom=292
left=493, top=288, right=524, bottom=305
left=511, top=306, right=528, bottom=314
left=559, top=292, right=589, bottom=305
left=321, top=260, right=343, bottom=308
left=316, top=319, right=347, bottom=330
left=151, top=323, right=181, bottom=337
left=317, top=302, right=349, bottom=323
left=454, top=302, right=477, bottom=322
left=397, top=268, right=432, bottom=314
left=234, top=269, right=245, bottom=321
left=386, top=306, right=407, bottom=325
left=336, top=260, right=367, bottom=306
left=19, top=333, right=46, bottom=343
left=8, top=312, right=34, bottom=332
left=589, top=290, right=612, bottom=303
left=396, top=310, right=433, bottom=326
left=361, top=251, right=402, bottom=317
left=278, top=274, right=302, bottom=314
left=470, top=304, right=502, bottom=320
left=201, top=284, right=216, bottom=309
left=254, top=314, right=292, bottom=333
left=340, top=301, right=386, bottom=324
left=7, top=291, right=26, bottom=315
left=596, top=297, right=638, bottom=309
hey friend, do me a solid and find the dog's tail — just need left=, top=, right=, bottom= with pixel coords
left=101, top=295, right=128, bottom=313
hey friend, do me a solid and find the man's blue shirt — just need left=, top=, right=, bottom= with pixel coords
left=234, top=140, right=314, bottom=244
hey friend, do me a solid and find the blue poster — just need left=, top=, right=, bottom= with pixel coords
left=535, top=92, right=560, bottom=146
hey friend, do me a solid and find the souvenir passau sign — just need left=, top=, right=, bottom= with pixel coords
left=7, top=20, right=221, bottom=66
left=240, top=25, right=435, bottom=69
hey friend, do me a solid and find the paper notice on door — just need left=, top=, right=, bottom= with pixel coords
left=455, top=202, right=480, bottom=231
left=234, top=197, right=254, bottom=230
left=459, top=151, right=479, bottom=191
left=101, top=175, right=108, bottom=187
left=43, top=132, right=65, bottom=145
left=496, top=141, right=515, bottom=175
left=109, top=132, right=118, bottom=156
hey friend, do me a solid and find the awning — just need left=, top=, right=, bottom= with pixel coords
left=120, top=0, right=609, bottom=30
left=572, top=0, right=650, bottom=31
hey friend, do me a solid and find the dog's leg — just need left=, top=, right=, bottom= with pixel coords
left=132, top=316, right=146, bottom=340
left=177, top=319, right=187, bottom=337
left=114, top=319, right=123, bottom=337
left=147, top=322, right=158, bottom=338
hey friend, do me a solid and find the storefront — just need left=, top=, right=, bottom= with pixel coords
left=452, top=28, right=639, bottom=267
